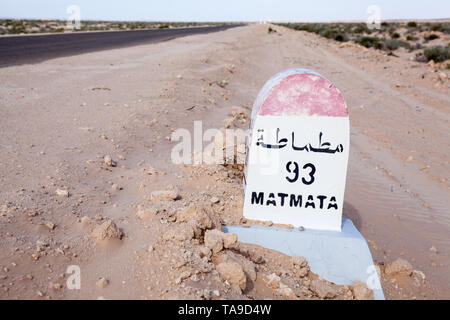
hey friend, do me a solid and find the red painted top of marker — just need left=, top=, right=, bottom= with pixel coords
left=253, top=69, right=348, bottom=117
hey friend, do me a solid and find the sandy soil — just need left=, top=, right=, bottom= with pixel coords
left=0, top=23, right=448, bottom=300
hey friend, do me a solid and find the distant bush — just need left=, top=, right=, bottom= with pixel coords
left=407, top=21, right=417, bottom=28
left=268, top=27, right=276, bottom=34
left=424, top=45, right=450, bottom=62
left=353, top=24, right=370, bottom=34
left=430, top=24, right=442, bottom=32
left=424, top=34, right=440, bottom=41
left=406, top=35, right=418, bottom=41
left=408, top=43, right=423, bottom=52
left=428, top=23, right=450, bottom=34
left=334, top=33, right=349, bottom=42
left=356, top=36, right=381, bottom=49
left=383, top=39, right=409, bottom=51
left=415, top=51, right=427, bottom=62
left=391, top=32, right=400, bottom=39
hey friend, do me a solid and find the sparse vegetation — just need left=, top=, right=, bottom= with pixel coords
left=0, top=19, right=233, bottom=35
left=278, top=21, right=450, bottom=64
left=424, top=34, right=440, bottom=41
left=423, top=45, right=450, bottom=62
left=384, top=39, right=409, bottom=51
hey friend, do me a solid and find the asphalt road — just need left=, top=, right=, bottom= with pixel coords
left=0, top=25, right=242, bottom=67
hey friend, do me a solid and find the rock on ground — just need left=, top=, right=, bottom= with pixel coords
left=222, top=233, right=237, bottom=248
left=216, top=261, right=247, bottom=291
left=291, top=256, right=309, bottom=277
left=96, top=278, right=109, bottom=289
left=176, top=205, right=212, bottom=229
left=104, top=155, right=117, bottom=167
left=55, top=189, right=69, bottom=197
left=352, top=280, right=374, bottom=300
left=310, top=279, right=338, bottom=299
left=136, top=205, right=158, bottom=220
left=384, top=258, right=413, bottom=276
left=80, top=216, right=93, bottom=225
left=216, top=251, right=256, bottom=282
left=91, top=220, right=123, bottom=241
left=292, top=256, right=307, bottom=268
left=204, top=229, right=223, bottom=253
left=150, top=190, right=179, bottom=201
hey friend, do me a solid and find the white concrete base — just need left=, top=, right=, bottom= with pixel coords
left=223, top=218, right=384, bottom=300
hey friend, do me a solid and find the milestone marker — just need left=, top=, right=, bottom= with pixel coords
left=227, top=69, right=384, bottom=299
left=243, top=69, right=350, bottom=231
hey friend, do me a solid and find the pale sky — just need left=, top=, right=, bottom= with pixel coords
left=0, top=0, right=449, bottom=22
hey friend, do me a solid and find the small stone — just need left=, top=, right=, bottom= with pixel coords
left=438, top=71, right=448, bottom=82
left=385, top=258, right=413, bottom=276
left=216, top=262, right=246, bottom=291
left=213, top=290, right=220, bottom=297
left=176, top=205, right=212, bottom=229
left=310, top=279, right=337, bottom=299
left=136, top=205, right=158, bottom=220
left=406, top=155, right=414, bottom=162
left=248, top=251, right=264, bottom=264
left=55, top=189, right=69, bottom=197
left=210, top=196, right=220, bottom=204
left=49, top=282, right=63, bottom=290
left=44, top=221, right=55, bottom=230
left=429, top=246, right=438, bottom=253
left=222, top=233, right=237, bottom=248
left=198, top=246, right=212, bottom=259
left=111, top=184, right=122, bottom=191
left=150, top=190, right=179, bottom=201
left=412, top=270, right=426, bottom=287
left=352, top=280, right=374, bottom=300
left=292, top=256, right=307, bottom=268
left=297, top=267, right=309, bottom=278
left=91, top=220, right=123, bottom=241
left=104, top=155, right=117, bottom=167
left=80, top=216, right=93, bottom=225
left=204, top=229, right=223, bottom=254
left=96, top=278, right=109, bottom=289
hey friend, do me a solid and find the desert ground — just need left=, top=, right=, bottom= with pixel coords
left=0, top=23, right=448, bottom=300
